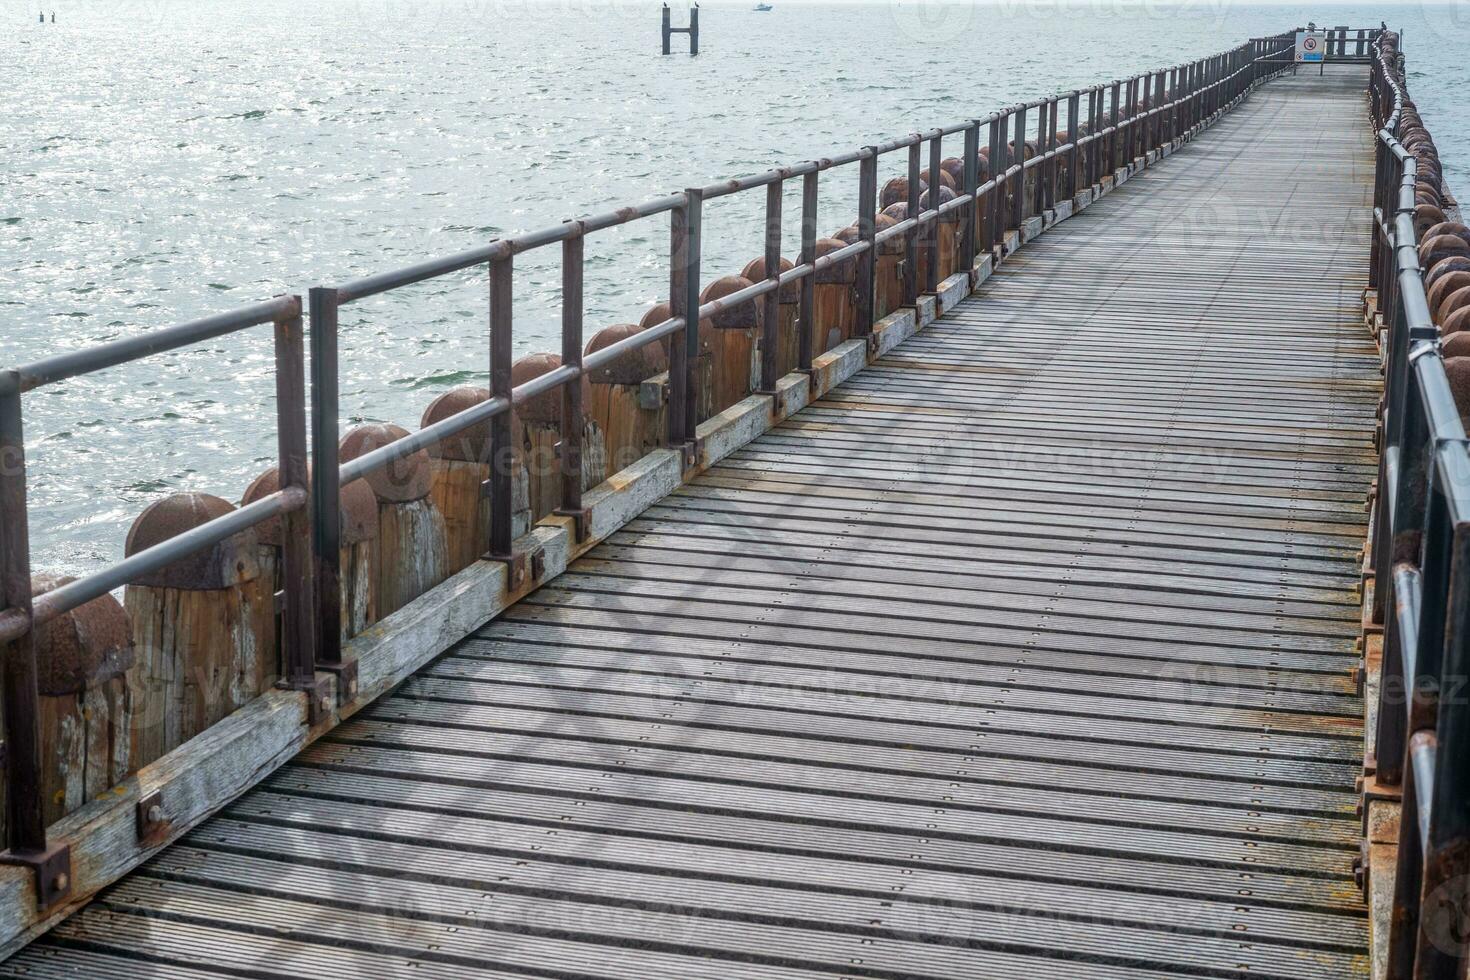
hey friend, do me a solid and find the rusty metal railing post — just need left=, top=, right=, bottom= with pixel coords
left=557, top=235, right=588, bottom=539
left=760, top=179, right=783, bottom=386
left=668, top=189, right=701, bottom=456
left=961, top=122, right=980, bottom=276
left=1012, top=105, right=1027, bottom=226
left=308, top=286, right=343, bottom=671
left=904, top=141, right=920, bottom=306
left=0, top=369, right=70, bottom=910
left=1108, top=82, right=1121, bottom=171
left=273, top=298, right=318, bottom=697
left=988, top=113, right=1005, bottom=255
left=1065, top=93, right=1079, bottom=200
left=487, top=255, right=516, bottom=571
left=856, top=149, right=878, bottom=335
left=925, top=133, right=941, bottom=295
left=798, top=172, right=817, bottom=372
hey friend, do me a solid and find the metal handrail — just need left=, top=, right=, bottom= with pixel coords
left=1364, top=26, right=1470, bottom=980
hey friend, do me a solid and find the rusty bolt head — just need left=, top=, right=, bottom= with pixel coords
left=30, top=572, right=133, bottom=696
left=1427, top=256, right=1470, bottom=291
left=919, top=185, right=960, bottom=223
left=242, top=464, right=379, bottom=547
left=1426, top=222, right=1470, bottom=250
left=814, top=238, right=857, bottom=285
left=1444, top=305, right=1470, bottom=338
left=339, top=423, right=431, bottom=504
left=511, top=352, right=573, bottom=425
left=584, top=323, right=668, bottom=386
left=740, top=256, right=798, bottom=304
left=1442, top=285, right=1470, bottom=324
left=125, top=492, right=259, bottom=590
left=1415, top=204, right=1450, bottom=240
left=1428, top=272, right=1470, bottom=322
left=880, top=176, right=924, bottom=210
left=1442, top=332, right=1470, bottom=359
left=919, top=167, right=956, bottom=191
left=1444, top=357, right=1470, bottom=428
left=699, top=275, right=761, bottom=330
left=874, top=213, right=904, bottom=256
left=639, top=301, right=674, bottom=331
left=420, top=386, right=493, bottom=465
left=1421, top=234, right=1470, bottom=271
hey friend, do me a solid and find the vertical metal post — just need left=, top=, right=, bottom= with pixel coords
left=961, top=122, right=980, bottom=276
left=308, top=286, right=342, bottom=668
left=925, top=133, right=940, bottom=294
left=488, top=256, right=515, bottom=566
left=667, top=188, right=701, bottom=454
left=1109, top=82, right=1121, bottom=171
left=856, top=151, right=878, bottom=336
left=1065, top=92, right=1079, bottom=200
left=988, top=113, right=1004, bottom=255
left=661, top=5, right=671, bottom=54
left=760, top=179, right=782, bottom=388
left=798, top=172, right=817, bottom=372
left=274, top=299, right=316, bottom=690
left=0, top=370, right=70, bottom=910
left=1012, top=106, right=1027, bottom=226
left=904, top=141, right=920, bottom=306
left=557, top=236, right=587, bottom=538
left=688, top=5, right=698, bottom=56
left=1155, top=72, right=1167, bottom=151
left=0, top=373, right=41, bottom=855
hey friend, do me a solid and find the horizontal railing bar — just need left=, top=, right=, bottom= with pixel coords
left=1410, top=731, right=1437, bottom=849
left=0, top=486, right=306, bottom=645
left=1394, top=561, right=1422, bottom=693
left=9, top=296, right=300, bottom=394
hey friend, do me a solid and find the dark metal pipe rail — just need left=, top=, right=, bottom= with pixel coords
left=1364, top=27, right=1470, bottom=980
left=0, top=25, right=1324, bottom=911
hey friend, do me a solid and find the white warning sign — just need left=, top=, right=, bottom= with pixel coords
left=1296, top=30, right=1326, bottom=63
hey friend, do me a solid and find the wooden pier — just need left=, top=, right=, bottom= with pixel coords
left=11, top=22, right=1470, bottom=979
left=1, top=64, right=1385, bottom=978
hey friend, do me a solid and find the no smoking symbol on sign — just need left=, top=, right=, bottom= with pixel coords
left=1303, top=36, right=1318, bottom=51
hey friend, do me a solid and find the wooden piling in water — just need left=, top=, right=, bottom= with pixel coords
left=741, top=256, right=799, bottom=378
left=697, top=276, right=761, bottom=417
left=123, top=492, right=272, bottom=769
left=29, top=575, right=132, bottom=830
left=512, top=354, right=608, bottom=519
left=339, top=423, right=448, bottom=621
left=421, top=386, right=532, bottom=576
left=242, top=466, right=379, bottom=642
left=812, top=238, right=857, bottom=352
left=584, top=324, right=669, bottom=476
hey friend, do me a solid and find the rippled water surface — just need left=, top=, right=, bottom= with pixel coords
left=3, top=0, right=1467, bottom=574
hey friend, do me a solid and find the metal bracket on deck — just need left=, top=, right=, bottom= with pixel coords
left=555, top=507, right=592, bottom=543
left=0, top=842, right=71, bottom=911
left=317, top=658, right=359, bottom=707
left=278, top=674, right=334, bottom=727
left=485, top=543, right=546, bottom=592
left=136, top=791, right=171, bottom=848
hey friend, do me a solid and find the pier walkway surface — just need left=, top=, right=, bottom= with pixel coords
left=5, top=68, right=1377, bottom=979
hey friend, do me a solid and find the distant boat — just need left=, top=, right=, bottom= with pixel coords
left=753, top=3, right=772, bottom=9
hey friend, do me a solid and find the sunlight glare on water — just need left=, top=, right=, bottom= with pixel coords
left=2, top=0, right=1467, bottom=574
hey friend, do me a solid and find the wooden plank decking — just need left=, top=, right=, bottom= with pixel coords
left=4, top=67, right=1377, bottom=979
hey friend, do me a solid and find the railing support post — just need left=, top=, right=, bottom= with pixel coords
left=925, top=133, right=941, bottom=295
left=904, top=141, right=920, bottom=306
left=307, top=286, right=345, bottom=704
left=798, top=172, right=817, bottom=372
left=667, top=189, right=701, bottom=460
left=856, top=150, right=878, bottom=335
left=961, top=122, right=980, bottom=277
left=487, top=256, right=517, bottom=576
left=556, top=235, right=588, bottom=539
left=0, top=371, right=70, bottom=911
left=759, top=180, right=783, bottom=388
